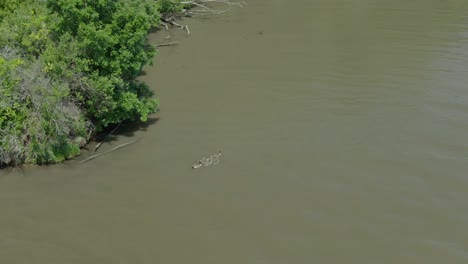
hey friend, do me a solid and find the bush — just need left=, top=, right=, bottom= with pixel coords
left=0, top=48, right=89, bottom=166
left=158, top=0, right=186, bottom=15
left=0, top=0, right=176, bottom=166
left=46, top=0, right=160, bottom=128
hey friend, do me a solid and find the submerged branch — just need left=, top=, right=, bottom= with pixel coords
left=93, top=122, right=122, bottom=153
left=161, top=0, right=246, bottom=31
left=156, top=41, right=180, bottom=47
left=160, top=22, right=169, bottom=30
left=78, top=139, right=138, bottom=164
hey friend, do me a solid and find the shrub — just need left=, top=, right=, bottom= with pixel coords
left=0, top=48, right=89, bottom=166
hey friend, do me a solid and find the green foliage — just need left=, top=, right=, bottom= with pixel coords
left=42, top=33, right=81, bottom=78
left=0, top=49, right=88, bottom=166
left=0, top=2, right=51, bottom=58
left=0, top=0, right=172, bottom=166
left=47, top=0, right=160, bottom=128
left=0, top=53, right=27, bottom=135
left=0, top=0, right=27, bottom=19
left=158, top=0, right=186, bottom=14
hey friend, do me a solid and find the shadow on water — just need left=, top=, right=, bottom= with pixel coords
left=0, top=166, right=18, bottom=177
left=66, top=116, right=159, bottom=165
left=0, top=163, right=38, bottom=178
left=0, top=117, right=161, bottom=172
left=116, top=117, right=160, bottom=137
left=93, top=117, right=159, bottom=143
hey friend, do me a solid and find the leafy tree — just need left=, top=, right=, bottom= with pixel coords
left=0, top=0, right=27, bottom=19
left=0, top=0, right=184, bottom=165
left=0, top=1, right=51, bottom=58
left=46, top=0, right=160, bottom=128
left=1, top=48, right=88, bottom=166
left=158, top=0, right=186, bottom=15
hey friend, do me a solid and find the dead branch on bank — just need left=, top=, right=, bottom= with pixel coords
left=182, top=0, right=247, bottom=15
left=156, top=41, right=180, bottom=47
left=78, top=139, right=138, bottom=164
left=93, top=122, right=122, bottom=153
left=160, top=22, right=169, bottom=31
left=167, top=21, right=190, bottom=35
left=158, top=0, right=246, bottom=38
left=160, top=17, right=190, bottom=37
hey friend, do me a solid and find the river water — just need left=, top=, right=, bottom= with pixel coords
left=1, top=0, right=468, bottom=263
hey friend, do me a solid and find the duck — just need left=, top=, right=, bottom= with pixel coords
left=192, top=160, right=202, bottom=169
left=192, top=150, right=222, bottom=169
left=202, top=156, right=214, bottom=166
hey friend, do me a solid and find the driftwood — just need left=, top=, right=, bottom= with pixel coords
left=78, top=139, right=138, bottom=164
left=156, top=41, right=180, bottom=47
left=160, top=18, right=190, bottom=36
left=183, top=0, right=247, bottom=16
left=93, top=122, right=122, bottom=153
left=159, top=0, right=245, bottom=34
left=160, top=22, right=169, bottom=31
left=169, top=21, right=190, bottom=35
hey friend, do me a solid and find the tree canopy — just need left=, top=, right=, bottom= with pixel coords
left=0, top=0, right=184, bottom=166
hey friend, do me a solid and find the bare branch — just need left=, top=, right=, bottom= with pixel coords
left=78, top=139, right=138, bottom=164
left=93, top=122, right=122, bottom=153
left=160, top=22, right=169, bottom=31
left=184, top=25, right=190, bottom=35
left=156, top=41, right=180, bottom=47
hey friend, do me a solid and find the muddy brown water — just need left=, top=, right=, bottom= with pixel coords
left=1, top=1, right=468, bottom=263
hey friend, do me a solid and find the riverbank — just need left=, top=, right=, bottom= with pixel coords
left=2, top=1, right=468, bottom=263
left=0, top=0, right=193, bottom=167
left=0, top=0, right=245, bottom=167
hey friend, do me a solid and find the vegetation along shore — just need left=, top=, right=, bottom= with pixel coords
left=0, top=0, right=241, bottom=166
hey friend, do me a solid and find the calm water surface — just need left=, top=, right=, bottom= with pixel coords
left=1, top=0, right=468, bottom=263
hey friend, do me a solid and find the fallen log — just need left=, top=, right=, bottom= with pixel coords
left=78, top=139, right=138, bottom=164
left=93, top=122, right=122, bottom=153
left=156, top=41, right=180, bottom=47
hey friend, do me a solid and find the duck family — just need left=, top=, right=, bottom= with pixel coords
left=192, top=151, right=222, bottom=169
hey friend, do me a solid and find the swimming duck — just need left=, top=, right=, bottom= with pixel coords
left=203, top=156, right=214, bottom=166
left=192, top=150, right=222, bottom=169
left=192, top=160, right=202, bottom=169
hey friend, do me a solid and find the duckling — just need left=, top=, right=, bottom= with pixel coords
left=203, top=156, right=214, bottom=167
left=192, top=160, right=202, bottom=169
left=213, top=150, right=222, bottom=158
left=193, top=151, right=223, bottom=169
